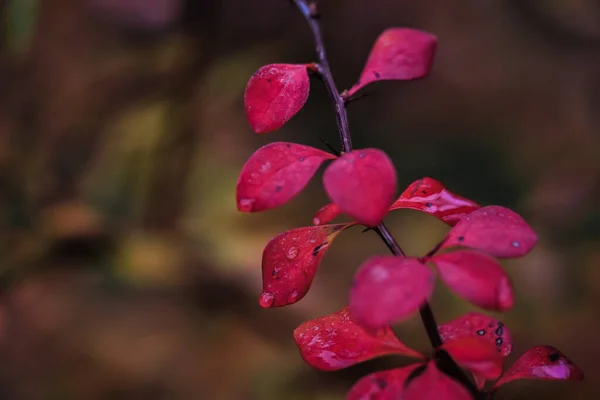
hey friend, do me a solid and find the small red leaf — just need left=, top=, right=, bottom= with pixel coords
left=430, top=250, right=514, bottom=312
left=347, top=28, right=437, bottom=97
left=347, top=365, right=419, bottom=400
left=260, top=224, right=350, bottom=307
left=323, top=149, right=397, bottom=227
left=493, top=346, right=584, bottom=388
left=236, top=142, right=336, bottom=213
left=440, top=205, right=538, bottom=258
left=441, top=337, right=504, bottom=381
left=313, top=203, right=342, bottom=225
left=244, top=63, right=310, bottom=133
left=439, top=312, right=513, bottom=357
left=294, top=307, right=423, bottom=371
left=404, top=361, right=472, bottom=400
left=389, top=178, right=479, bottom=226
left=350, top=256, right=435, bottom=331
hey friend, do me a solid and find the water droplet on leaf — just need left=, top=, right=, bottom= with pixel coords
left=259, top=292, right=275, bottom=308
left=286, top=247, right=299, bottom=260
left=238, top=198, right=255, bottom=212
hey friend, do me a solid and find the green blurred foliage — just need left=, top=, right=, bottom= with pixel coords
left=0, top=0, right=598, bottom=399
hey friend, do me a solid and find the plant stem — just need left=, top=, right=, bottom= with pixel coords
left=293, top=1, right=483, bottom=398
left=293, top=0, right=352, bottom=153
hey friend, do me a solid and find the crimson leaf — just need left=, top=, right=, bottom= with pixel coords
left=244, top=63, right=310, bottom=133
left=430, top=250, right=514, bottom=312
left=293, top=307, right=423, bottom=371
left=350, top=256, right=435, bottom=331
left=260, top=224, right=350, bottom=307
left=389, top=177, right=479, bottom=226
left=439, top=312, right=513, bottom=357
left=403, top=361, right=472, bottom=400
left=493, top=345, right=583, bottom=388
left=313, top=203, right=342, bottom=225
left=323, top=148, right=397, bottom=227
left=236, top=142, right=336, bottom=213
left=347, top=28, right=437, bottom=97
left=440, top=205, right=538, bottom=258
left=347, top=365, right=420, bottom=400
left=441, top=337, right=504, bottom=381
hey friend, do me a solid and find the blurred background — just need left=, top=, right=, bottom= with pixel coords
left=0, top=0, right=598, bottom=399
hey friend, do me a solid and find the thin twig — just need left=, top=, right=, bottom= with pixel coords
left=293, top=1, right=483, bottom=398
left=293, top=0, right=352, bottom=153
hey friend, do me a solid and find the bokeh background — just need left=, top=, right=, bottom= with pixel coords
left=0, top=0, right=598, bottom=399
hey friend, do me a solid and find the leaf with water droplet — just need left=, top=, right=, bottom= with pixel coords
left=244, top=63, right=310, bottom=133
left=347, top=365, right=420, bottom=400
left=389, top=177, right=479, bottom=226
left=323, top=149, right=397, bottom=227
left=440, top=205, right=538, bottom=258
left=403, top=361, right=472, bottom=400
left=260, top=224, right=352, bottom=307
left=439, top=312, right=513, bottom=357
left=350, top=256, right=435, bottom=331
left=293, top=306, right=423, bottom=371
left=440, top=336, right=504, bottom=382
left=312, top=203, right=342, bottom=225
left=236, top=142, right=336, bottom=213
left=347, top=28, right=437, bottom=98
left=430, top=250, right=514, bottom=312
left=493, top=345, right=583, bottom=388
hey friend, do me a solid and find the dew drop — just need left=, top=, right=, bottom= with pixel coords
left=477, top=329, right=486, bottom=336
left=299, top=156, right=306, bottom=162
left=238, top=198, right=255, bottom=212
left=259, top=292, right=275, bottom=308
left=288, top=290, right=299, bottom=302
left=511, top=241, right=520, bottom=248
left=313, top=217, right=321, bottom=225
left=260, top=162, right=271, bottom=172
left=286, top=247, right=299, bottom=260
left=359, top=152, right=366, bottom=158
left=495, top=323, right=504, bottom=336
left=495, top=338, right=503, bottom=346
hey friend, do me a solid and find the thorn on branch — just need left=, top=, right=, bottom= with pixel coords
left=344, top=90, right=375, bottom=106
left=319, top=137, right=341, bottom=156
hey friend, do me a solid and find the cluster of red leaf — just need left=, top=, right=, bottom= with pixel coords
left=295, top=309, right=583, bottom=398
left=236, top=11, right=583, bottom=400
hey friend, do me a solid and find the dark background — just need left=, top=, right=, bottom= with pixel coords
left=0, top=0, right=598, bottom=399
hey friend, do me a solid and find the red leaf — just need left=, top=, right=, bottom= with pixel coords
left=389, top=178, right=479, bottom=226
left=347, top=365, right=419, bottom=400
left=430, top=251, right=514, bottom=312
left=404, top=361, right=472, bottom=400
left=349, top=256, right=435, bottom=331
left=313, top=203, right=342, bottom=225
left=347, top=28, right=437, bottom=97
left=440, top=205, right=538, bottom=258
left=260, top=224, right=350, bottom=307
left=244, top=63, right=310, bottom=133
left=439, top=312, right=513, bottom=357
left=347, top=366, right=419, bottom=400
left=294, top=307, right=423, bottom=371
left=236, top=142, right=336, bottom=213
left=441, top=337, right=504, bottom=381
left=493, top=346, right=584, bottom=388
left=323, top=149, right=397, bottom=227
